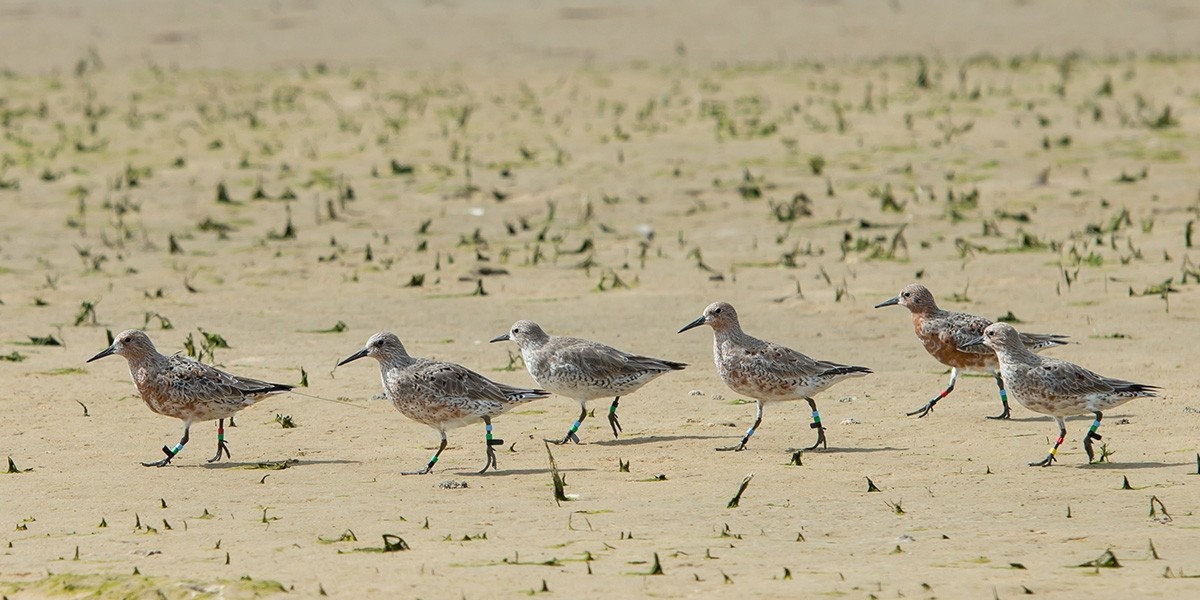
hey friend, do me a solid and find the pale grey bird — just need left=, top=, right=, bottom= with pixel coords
left=875, top=283, right=1068, bottom=419
left=679, top=302, right=871, bottom=452
left=490, top=320, right=685, bottom=444
left=337, top=332, right=549, bottom=474
left=86, top=329, right=292, bottom=467
left=963, top=322, right=1158, bottom=466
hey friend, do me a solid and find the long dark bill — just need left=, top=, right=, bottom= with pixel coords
left=86, top=345, right=116, bottom=363
left=873, top=296, right=900, bottom=308
left=336, top=348, right=369, bottom=367
left=677, top=315, right=707, bottom=334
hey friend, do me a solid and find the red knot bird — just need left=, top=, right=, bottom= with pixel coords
left=678, top=302, right=871, bottom=452
left=963, top=323, right=1158, bottom=466
left=337, top=332, right=549, bottom=474
left=490, top=320, right=686, bottom=444
left=86, top=329, right=292, bottom=467
left=875, top=283, right=1068, bottom=419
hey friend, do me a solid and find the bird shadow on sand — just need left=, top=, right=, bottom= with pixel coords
left=193, top=458, right=360, bottom=470
left=1074, top=461, right=1192, bottom=470
left=802, top=446, right=908, bottom=454
left=465, top=467, right=596, bottom=477
left=588, top=433, right=728, bottom=447
left=999, top=414, right=1136, bottom=424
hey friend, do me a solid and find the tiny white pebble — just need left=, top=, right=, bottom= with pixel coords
left=689, top=390, right=704, bottom=396
left=840, top=418, right=860, bottom=425
left=712, top=394, right=724, bottom=401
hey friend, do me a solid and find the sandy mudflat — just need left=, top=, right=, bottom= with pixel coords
left=2, top=1, right=1200, bottom=598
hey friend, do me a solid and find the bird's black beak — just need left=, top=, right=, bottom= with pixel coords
left=677, top=315, right=707, bottom=334
left=86, top=345, right=115, bottom=363
left=959, top=335, right=985, bottom=351
left=489, top=333, right=510, bottom=343
left=874, top=296, right=900, bottom=309
left=336, top=347, right=369, bottom=367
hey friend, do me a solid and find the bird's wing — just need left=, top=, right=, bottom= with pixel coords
left=1018, top=332, right=1070, bottom=351
left=937, top=311, right=996, bottom=355
left=418, top=360, right=547, bottom=403
left=743, top=342, right=856, bottom=380
left=550, top=339, right=684, bottom=380
left=1033, top=359, right=1156, bottom=398
left=164, top=355, right=291, bottom=402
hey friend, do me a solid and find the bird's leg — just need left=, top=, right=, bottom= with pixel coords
left=805, top=397, right=828, bottom=450
left=607, top=397, right=622, bottom=438
left=405, top=431, right=447, bottom=475
left=984, top=372, right=1012, bottom=420
left=549, top=405, right=587, bottom=445
left=207, top=419, right=231, bottom=463
left=987, top=372, right=1011, bottom=420
left=479, top=416, right=503, bottom=474
left=1030, top=417, right=1067, bottom=467
left=1083, top=411, right=1104, bottom=463
left=144, top=423, right=190, bottom=467
left=907, top=368, right=957, bottom=418
left=718, top=400, right=763, bottom=452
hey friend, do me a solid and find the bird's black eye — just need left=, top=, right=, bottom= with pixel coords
left=713, top=308, right=722, bottom=315
left=902, top=292, right=910, bottom=298
left=512, top=328, right=520, bottom=335
left=987, top=331, right=995, bottom=337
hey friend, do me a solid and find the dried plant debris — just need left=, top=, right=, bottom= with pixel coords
left=726, top=474, right=753, bottom=508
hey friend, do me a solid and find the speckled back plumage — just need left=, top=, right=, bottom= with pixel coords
left=505, top=320, right=686, bottom=401
left=981, top=323, right=1157, bottom=416
left=893, top=284, right=1067, bottom=371
left=696, top=303, right=870, bottom=402
left=360, top=332, right=549, bottom=432
left=108, top=330, right=291, bottom=422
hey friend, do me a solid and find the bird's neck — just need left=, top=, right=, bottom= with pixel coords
left=996, top=345, right=1040, bottom=367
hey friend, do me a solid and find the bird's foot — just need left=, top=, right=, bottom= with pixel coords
left=1083, top=431, right=1102, bottom=463
left=207, top=440, right=231, bottom=464
left=716, top=440, right=747, bottom=452
left=1028, top=454, right=1057, bottom=467
left=807, top=427, right=828, bottom=451
left=141, top=446, right=176, bottom=468
left=402, top=465, right=435, bottom=476
left=986, top=406, right=1011, bottom=420
left=608, top=412, right=622, bottom=438
left=479, top=444, right=499, bottom=474
left=905, top=400, right=937, bottom=418
left=546, top=431, right=580, bottom=445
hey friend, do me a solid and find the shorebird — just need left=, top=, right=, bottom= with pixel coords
left=875, top=283, right=1068, bottom=419
left=963, top=323, right=1157, bottom=466
left=678, top=302, right=871, bottom=452
left=490, top=320, right=686, bottom=444
left=86, top=329, right=292, bottom=467
left=337, top=332, right=548, bottom=474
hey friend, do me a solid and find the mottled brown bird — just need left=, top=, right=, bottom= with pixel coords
left=491, top=320, right=685, bottom=444
left=876, top=283, right=1067, bottom=419
left=87, top=329, right=292, bottom=467
left=338, top=332, right=548, bottom=474
left=679, top=302, right=870, bottom=452
left=964, top=323, right=1157, bottom=466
